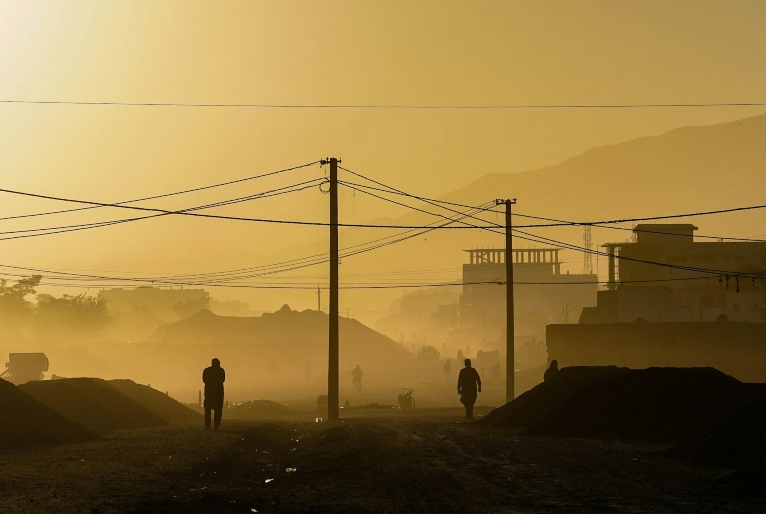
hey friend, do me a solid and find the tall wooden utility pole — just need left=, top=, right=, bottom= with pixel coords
left=497, top=198, right=517, bottom=403
left=323, top=157, right=340, bottom=421
left=317, top=286, right=321, bottom=312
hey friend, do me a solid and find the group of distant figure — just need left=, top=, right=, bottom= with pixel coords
left=201, top=356, right=562, bottom=429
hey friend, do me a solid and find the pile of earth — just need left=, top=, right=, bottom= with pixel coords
left=526, top=367, right=744, bottom=444
left=666, top=384, right=766, bottom=496
left=0, top=378, right=98, bottom=450
left=515, top=364, right=547, bottom=396
left=484, top=366, right=766, bottom=496
left=226, top=399, right=294, bottom=420
left=481, top=366, right=632, bottom=428
left=724, top=463, right=766, bottom=498
left=107, top=379, right=202, bottom=423
left=20, top=378, right=168, bottom=434
left=145, top=306, right=413, bottom=367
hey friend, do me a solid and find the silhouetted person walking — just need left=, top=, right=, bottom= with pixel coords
left=457, top=359, right=481, bottom=420
left=351, top=365, right=363, bottom=392
left=544, top=360, right=559, bottom=382
left=203, top=358, right=226, bottom=430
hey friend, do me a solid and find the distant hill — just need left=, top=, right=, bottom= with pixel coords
left=382, top=112, right=766, bottom=252
left=437, top=112, right=766, bottom=235
left=145, top=306, right=413, bottom=368
left=274, top=113, right=766, bottom=321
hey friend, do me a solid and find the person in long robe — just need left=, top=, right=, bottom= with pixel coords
left=457, top=359, right=481, bottom=420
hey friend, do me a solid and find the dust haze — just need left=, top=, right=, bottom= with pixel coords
left=2, top=2, right=766, bottom=513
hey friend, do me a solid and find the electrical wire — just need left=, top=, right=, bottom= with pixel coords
left=0, top=161, right=320, bottom=222
left=503, top=210, right=766, bottom=243
left=511, top=228, right=766, bottom=280
left=3, top=99, right=766, bottom=109
left=0, top=179, right=326, bottom=241
left=339, top=165, right=766, bottom=237
left=0, top=202, right=498, bottom=287
left=0, top=186, right=506, bottom=229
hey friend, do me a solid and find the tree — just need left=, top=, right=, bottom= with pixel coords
left=0, top=275, right=41, bottom=340
left=36, top=293, right=111, bottom=338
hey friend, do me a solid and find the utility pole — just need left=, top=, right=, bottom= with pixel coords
left=322, top=157, right=340, bottom=421
left=317, top=286, right=321, bottom=312
left=496, top=198, right=516, bottom=403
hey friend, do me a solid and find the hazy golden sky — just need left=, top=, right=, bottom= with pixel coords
left=0, top=1, right=765, bottom=314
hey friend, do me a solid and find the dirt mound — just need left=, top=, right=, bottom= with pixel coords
left=146, top=308, right=413, bottom=367
left=726, top=462, right=766, bottom=498
left=527, top=367, right=743, bottom=443
left=20, top=378, right=168, bottom=434
left=0, top=378, right=98, bottom=450
left=481, top=366, right=631, bottom=428
left=107, top=379, right=202, bottom=423
left=668, top=384, right=766, bottom=468
left=515, top=364, right=546, bottom=396
left=226, top=400, right=293, bottom=420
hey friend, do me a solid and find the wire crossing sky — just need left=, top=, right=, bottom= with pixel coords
left=3, top=100, right=766, bottom=109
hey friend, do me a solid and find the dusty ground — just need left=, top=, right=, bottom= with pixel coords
left=0, top=409, right=763, bottom=514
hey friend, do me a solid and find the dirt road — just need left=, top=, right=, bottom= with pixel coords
left=0, top=410, right=762, bottom=513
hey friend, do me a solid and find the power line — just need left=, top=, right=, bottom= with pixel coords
left=0, top=161, right=319, bottom=222
left=168, top=202, right=499, bottom=283
left=0, top=271, right=729, bottom=291
left=339, top=166, right=501, bottom=213
left=0, top=179, right=326, bottom=241
left=0, top=202, right=498, bottom=286
left=338, top=165, right=766, bottom=231
left=511, top=228, right=766, bottom=280
left=0, top=186, right=504, bottom=229
left=0, top=178, right=322, bottom=235
left=339, top=181, right=496, bottom=231
left=506, top=210, right=766, bottom=243
left=4, top=164, right=765, bottom=232
left=511, top=204, right=766, bottom=228
left=3, top=99, right=766, bottom=109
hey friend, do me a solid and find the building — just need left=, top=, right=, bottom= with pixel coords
left=547, top=223, right=766, bottom=380
left=582, top=224, right=766, bottom=323
left=459, top=248, right=598, bottom=342
left=376, top=287, right=461, bottom=346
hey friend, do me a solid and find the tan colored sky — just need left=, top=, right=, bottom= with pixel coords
left=0, top=0, right=765, bottom=316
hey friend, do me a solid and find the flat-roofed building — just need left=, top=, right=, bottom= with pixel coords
left=459, top=248, right=598, bottom=341
left=587, top=224, right=766, bottom=322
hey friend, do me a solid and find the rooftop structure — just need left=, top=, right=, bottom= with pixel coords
left=633, top=223, right=697, bottom=244
left=589, top=223, right=766, bottom=322
left=460, top=248, right=597, bottom=341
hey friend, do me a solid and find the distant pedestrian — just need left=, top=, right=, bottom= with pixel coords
left=202, top=358, right=226, bottom=431
left=351, top=365, right=363, bottom=392
left=544, top=360, right=559, bottom=382
left=443, top=359, right=452, bottom=381
left=457, top=349, right=464, bottom=363
left=457, top=359, right=481, bottom=420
